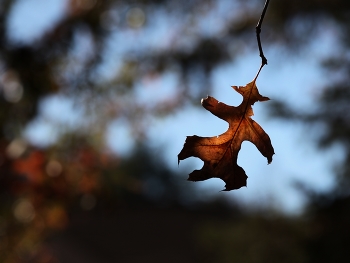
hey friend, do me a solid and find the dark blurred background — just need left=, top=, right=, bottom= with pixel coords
left=1, top=0, right=350, bottom=262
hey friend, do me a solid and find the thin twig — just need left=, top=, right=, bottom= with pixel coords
left=256, top=0, right=270, bottom=67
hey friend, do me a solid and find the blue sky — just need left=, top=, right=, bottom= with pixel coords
left=7, top=0, right=343, bottom=214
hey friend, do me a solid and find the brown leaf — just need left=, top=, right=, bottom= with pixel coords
left=178, top=80, right=274, bottom=190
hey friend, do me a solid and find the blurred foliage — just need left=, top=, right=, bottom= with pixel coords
left=197, top=215, right=307, bottom=263
left=0, top=0, right=350, bottom=262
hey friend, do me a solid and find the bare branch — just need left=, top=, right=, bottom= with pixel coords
left=256, top=0, right=270, bottom=67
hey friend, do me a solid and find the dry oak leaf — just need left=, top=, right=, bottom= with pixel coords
left=178, top=80, right=274, bottom=191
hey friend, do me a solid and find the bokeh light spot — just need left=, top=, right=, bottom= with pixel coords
left=6, top=139, right=27, bottom=159
left=1, top=70, right=23, bottom=103
left=46, top=160, right=63, bottom=177
left=126, top=7, right=146, bottom=28
left=13, top=199, right=35, bottom=224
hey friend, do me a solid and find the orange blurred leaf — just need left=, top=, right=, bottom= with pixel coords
left=13, top=151, right=45, bottom=185
left=44, top=204, right=68, bottom=230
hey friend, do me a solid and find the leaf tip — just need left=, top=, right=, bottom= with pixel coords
left=222, top=183, right=247, bottom=191
left=201, top=96, right=216, bottom=109
left=231, top=85, right=239, bottom=92
left=267, top=154, right=273, bottom=164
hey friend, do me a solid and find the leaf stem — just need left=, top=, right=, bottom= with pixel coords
left=256, top=0, right=270, bottom=68
left=254, top=64, right=264, bottom=82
